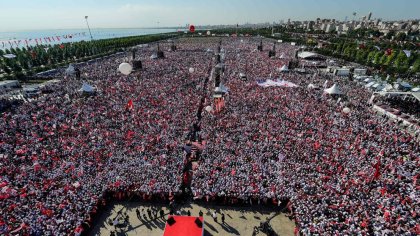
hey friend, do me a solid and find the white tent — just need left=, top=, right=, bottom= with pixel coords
left=372, top=83, right=385, bottom=91
left=279, top=65, right=289, bottom=72
left=65, top=65, right=75, bottom=75
left=307, top=83, right=318, bottom=89
left=363, top=78, right=372, bottom=83
left=79, top=83, right=95, bottom=93
left=257, top=79, right=298, bottom=88
left=215, top=83, right=229, bottom=93
left=382, top=84, right=393, bottom=92
left=279, top=53, right=285, bottom=59
left=365, top=81, right=376, bottom=88
left=324, top=84, right=343, bottom=95
left=3, top=54, right=16, bottom=59
left=150, top=53, right=158, bottom=59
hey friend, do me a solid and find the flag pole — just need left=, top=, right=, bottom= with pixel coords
left=85, top=16, right=93, bottom=40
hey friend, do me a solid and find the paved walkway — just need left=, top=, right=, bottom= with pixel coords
left=90, top=202, right=295, bottom=236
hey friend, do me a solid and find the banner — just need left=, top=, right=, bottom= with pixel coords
left=0, top=32, right=87, bottom=48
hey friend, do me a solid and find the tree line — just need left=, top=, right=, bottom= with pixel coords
left=0, top=33, right=179, bottom=81
left=316, top=40, right=419, bottom=75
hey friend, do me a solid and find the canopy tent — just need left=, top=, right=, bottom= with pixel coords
left=372, top=83, right=385, bottom=91
left=3, top=54, right=16, bottom=59
left=363, top=78, right=372, bottom=83
left=365, top=81, right=376, bottom=88
left=78, top=83, right=95, bottom=93
left=375, top=91, right=420, bottom=103
left=298, top=51, right=325, bottom=60
left=65, top=65, right=75, bottom=75
left=257, top=79, right=298, bottom=88
left=307, top=83, right=318, bottom=89
left=214, top=83, right=229, bottom=94
left=324, top=84, right=343, bottom=95
left=279, top=65, right=289, bottom=72
left=382, top=84, right=394, bottom=92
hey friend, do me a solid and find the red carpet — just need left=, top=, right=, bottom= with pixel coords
left=163, top=215, right=204, bottom=236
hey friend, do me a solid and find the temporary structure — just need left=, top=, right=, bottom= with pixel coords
left=78, top=83, right=95, bottom=93
left=65, top=65, right=75, bottom=75
left=279, top=65, right=289, bottom=72
left=307, top=83, right=318, bottom=89
left=324, top=84, right=343, bottom=95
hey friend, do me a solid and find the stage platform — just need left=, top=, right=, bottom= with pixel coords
left=163, top=216, right=204, bottom=236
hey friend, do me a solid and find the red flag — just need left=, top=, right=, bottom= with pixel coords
left=189, top=24, right=195, bottom=33
left=126, top=99, right=133, bottom=110
left=59, top=44, right=65, bottom=49
left=313, top=141, right=321, bottom=150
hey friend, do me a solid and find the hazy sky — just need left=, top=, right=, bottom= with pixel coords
left=0, top=0, right=418, bottom=31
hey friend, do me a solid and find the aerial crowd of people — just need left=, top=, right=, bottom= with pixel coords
left=0, top=37, right=418, bottom=235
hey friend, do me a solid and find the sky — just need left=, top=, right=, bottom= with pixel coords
left=0, top=0, right=419, bottom=31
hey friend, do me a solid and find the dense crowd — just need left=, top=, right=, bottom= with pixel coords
left=0, top=37, right=418, bottom=235
left=0, top=40, right=213, bottom=235
left=192, top=39, right=419, bottom=235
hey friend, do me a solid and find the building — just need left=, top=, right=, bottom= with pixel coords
left=325, top=24, right=336, bottom=33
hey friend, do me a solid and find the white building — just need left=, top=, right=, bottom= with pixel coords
left=325, top=24, right=336, bottom=33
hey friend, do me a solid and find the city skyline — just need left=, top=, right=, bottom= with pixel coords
left=0, top=0, right=419, bottom=31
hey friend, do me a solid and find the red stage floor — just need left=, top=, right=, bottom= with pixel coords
left=163, top=215, right=204, bottom=236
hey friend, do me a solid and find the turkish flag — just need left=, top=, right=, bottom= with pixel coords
left=313, top=141, right=321, bottom=150
left=126, top=99, right=133, bottom=110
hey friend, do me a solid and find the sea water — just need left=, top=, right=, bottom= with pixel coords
left=0, top=28, right=176, bottom=49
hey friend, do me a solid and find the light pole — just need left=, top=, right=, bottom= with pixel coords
left=85, top=16, right=93, bottom=40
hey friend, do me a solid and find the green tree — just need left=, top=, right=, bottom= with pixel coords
left=395, top=32, right=407, bottom=41
left=394, top=51, right=409, bottom=70
left=373, top=52, right=383, bottom=65
left=366, top=51, right=376, bottom=64
left=380, top=53, right=388, bottom=65
left=385, top=31, right=396, bottom=40
left=355, top=50, right=368, bottom=64
left=384, top=50, right=397, bottom=66
left=411, top=58, right=420, bottom=73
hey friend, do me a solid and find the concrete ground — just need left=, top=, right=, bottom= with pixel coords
left=90, top=202, right=295, bottom=236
